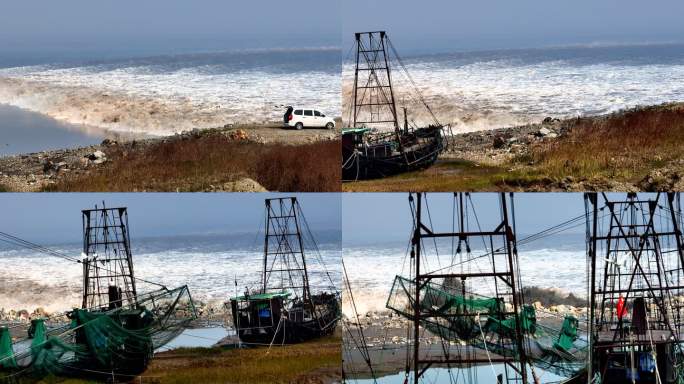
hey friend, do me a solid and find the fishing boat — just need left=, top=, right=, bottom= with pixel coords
left=0, top=204, right=196, bottom=380
left=229, top=197, right=340, bottom=345
left=585, top=193, right=684, bottom=384
left=343, top=193, right=591, bottom=384
left=342, top=31, right=447, bottom=181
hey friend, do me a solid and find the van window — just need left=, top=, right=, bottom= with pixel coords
left=314, top=111, right=322, bottom=117
left=304, top=110, right=313, bottom=116
left=294, top=109, right=303, bottom=115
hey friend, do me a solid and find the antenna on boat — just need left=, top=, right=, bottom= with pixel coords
left=81, top=204, right=137, bottom=310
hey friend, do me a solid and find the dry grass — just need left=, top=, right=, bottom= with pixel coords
left=519, top=104, right=684, bottom=181
left=343, top=160, right=536, bottom=192
left=4, top=337, right=341, bottom=384
left=143, top=336, right=341, bottom=384
left=45, top=137, right=341, bottom=192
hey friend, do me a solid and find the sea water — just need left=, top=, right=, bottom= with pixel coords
left=343, top=234, right=587, bottom=317
left=343, top=43, right=684, bottom=132
left=0, top=231, right=342, bottom=314
left=161, top=327, right=232, bottom=351
left=0, top=47, right=341, bottom=136
left=0, top=104, right=106, bottom=156
left=347, top=365, right=565, bottom=384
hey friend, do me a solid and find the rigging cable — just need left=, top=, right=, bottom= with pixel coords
left=0, top=231, right=166, bottom=289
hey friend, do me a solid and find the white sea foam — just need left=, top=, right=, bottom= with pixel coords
left=342, top=53, right=684, bottom=132
left=342, top=246, right=586, bottom=317
left=0, top=245, right=341, bottom=313
left=0, top=51, right=341, bottom=135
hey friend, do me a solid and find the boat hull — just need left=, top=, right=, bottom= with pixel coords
left=342, top=126, right=445, bottom=181
left=236, top=317, right=338, bottom=345
left=230, top=293, right=340, bottom=346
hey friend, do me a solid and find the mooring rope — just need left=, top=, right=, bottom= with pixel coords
left=386, top=37, right=441, bottom=127
left=264, top=314, right=285, bottom=355
left=342, top=258, right=377, bottom=381
left=475, top=312, right=499, bottom=380
left=645, top=306, right=663, bottom=384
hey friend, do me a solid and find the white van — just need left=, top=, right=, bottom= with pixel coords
left=283, top=107, right=335, bottom=130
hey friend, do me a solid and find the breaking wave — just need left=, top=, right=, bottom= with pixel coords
left=0, top=48, right=341, bottom=136
left=0, top=238, right=341, bottom=314
left=342, top=245, right=586, bottom=317
left=342, top=44, right=684, bottom=132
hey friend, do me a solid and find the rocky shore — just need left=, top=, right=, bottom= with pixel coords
left=0, top=124, right=338, bottom=192
left=444, top=102, right=684, bottom=191
left=444, top=116, right=567, bottom=165
left=0, top=300, right=233, bottom=332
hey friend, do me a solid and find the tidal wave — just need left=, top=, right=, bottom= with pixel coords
left=342, top=44, right=684, bottom=132
left=0, top=239, right=341, bottom=313
left=342, top=245, right=586, bottom=317
left=0, top=48, right=341, bottom=135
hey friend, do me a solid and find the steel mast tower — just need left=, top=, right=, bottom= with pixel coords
left=351, top=31, right=400, bottom=133
left=262, top=197, right=312, bottom=303
left=81, top=204, right=137, bottom=310
left=586, top=192, right=684, bottom=383
left=410, top=192, right=530, bottom=384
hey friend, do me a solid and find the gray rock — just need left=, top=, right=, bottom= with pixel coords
left=101, top=138, right=118, bottom=146
left=85, top=150, right=107, bottom=165
left=492, top=135, right=506, bottom=149
left=220, top=178, right=268, bottom=192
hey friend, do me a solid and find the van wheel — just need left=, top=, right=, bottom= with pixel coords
left=325, top=122, right=334, bottom=130
left=295, top=122, right=304, bottom=130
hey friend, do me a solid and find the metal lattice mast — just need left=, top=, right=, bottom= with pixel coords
left=81, top=203, right=137, bottom=310
left=411, top=192, right=529, bottom=384
left=352, top=31, right=400, bottom=134
left=261, top=197, right=312, bottom=302
left=586, top=192, right=684, bottom=383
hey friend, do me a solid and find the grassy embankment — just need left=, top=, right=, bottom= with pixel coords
left=44, top=137, right=341, bottom=192
left=3, top=336, right=341, bottom=384
left=344, top=104, right=684, bottom=191
left=143, top=336, right=341, bottom=384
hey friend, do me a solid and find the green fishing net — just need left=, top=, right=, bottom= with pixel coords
left=1, top=285, right=196, bottom=380
left=0, top=327, right=16, bottom=369
left=554, top=315, right=579, bottom=352
left=387, top=275, right=589, bottom=378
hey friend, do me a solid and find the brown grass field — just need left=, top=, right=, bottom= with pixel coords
left=5, top=336, right=341, bottom=384
left=43, top=137, right=341, bottom=192
left=142, top=336, right=341, bottom=384
left=518, top=104, right=684, bottom=181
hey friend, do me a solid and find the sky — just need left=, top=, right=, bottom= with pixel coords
left=0, top=0, right=341, bottom=60
left=342, top=0, right=684, bottom=54
left=343, top=193, right=592, bottom=245
left=0, top=193, right=341, bottom=244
